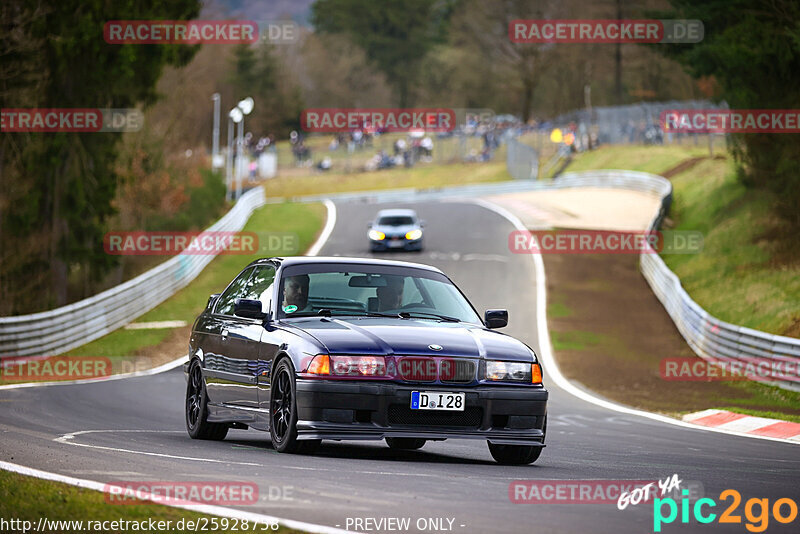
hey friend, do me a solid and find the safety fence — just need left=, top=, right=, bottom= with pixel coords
left=0, top=187, right=267, bottom=357
left=551, top=99, right=726, bottom=146
left=506, top=137, right=539, bottom=180
left=553, top=170, right=800, bottom=392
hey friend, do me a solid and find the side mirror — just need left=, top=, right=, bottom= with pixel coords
left=234, top=298, right=267, bottom=320
left=207, top=293, right=220, bottom=309
left=419, top=220, right=426, bottom=228
left=367, top=222, right=373, bottom=228
left=484, top=309, right=508, bottom=329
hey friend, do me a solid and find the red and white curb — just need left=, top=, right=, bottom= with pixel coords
left=683, top=410, right=800, bottom=442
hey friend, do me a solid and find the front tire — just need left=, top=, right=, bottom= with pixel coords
left=185, top=360, right=228, bottom=441
left=488, top=415, right=546, bottom=465
left=385, top=437, right=426, bottom=450
left=269, top=359, right=319, bottom=454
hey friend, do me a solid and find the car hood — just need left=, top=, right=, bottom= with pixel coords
left=285, top=317, right=534, bottom=362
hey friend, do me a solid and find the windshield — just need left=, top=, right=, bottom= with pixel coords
left=377, top=216, right=415, bottom=226
left=277, top=265, right=480, bottom=323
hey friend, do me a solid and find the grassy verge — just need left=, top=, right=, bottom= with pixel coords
left=661, top=157, right=799, bottom=336
left=544, top=143, right=800, bottom=423
left=563, top=143, right=710, bottom=174
left=263, top=160, right=508, bottom=199
left=0, top=470, right=304, bottom=534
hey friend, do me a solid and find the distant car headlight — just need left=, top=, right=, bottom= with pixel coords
left=405, top=229, right=423, bottom=240
left=486, top=361, right=542, bottom=383
left=368, top=230, right=386, bottom=241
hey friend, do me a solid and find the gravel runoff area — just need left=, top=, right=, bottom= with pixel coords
left=486, top=187, right=800, bottom=419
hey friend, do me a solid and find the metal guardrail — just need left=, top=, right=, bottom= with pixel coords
left=552, top=170, right=799, bottom=392
left=0, top=187, right=267, bottom=357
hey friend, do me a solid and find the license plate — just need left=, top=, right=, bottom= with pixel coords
left=388, top=240, right=405, bottom=247
left=410, top=391, right=465, bottom=411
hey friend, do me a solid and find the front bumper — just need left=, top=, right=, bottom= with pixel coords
left=370, top=237, right=423, bottom=251
left=295, top=380, right=547, bottom=445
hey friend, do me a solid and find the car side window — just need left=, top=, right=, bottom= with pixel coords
left=215, top=267, right=254, bottom=316
left=241, top=265, right=276, bottom=312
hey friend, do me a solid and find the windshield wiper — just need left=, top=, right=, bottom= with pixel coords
left=285, top=309, right=461, bottom=323
left=398, top=311, right=461, bottom=322
left=287, top=309, right=377, bottom=318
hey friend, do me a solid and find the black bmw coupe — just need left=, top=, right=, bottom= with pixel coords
left=184, top=256, right=548, bottom=464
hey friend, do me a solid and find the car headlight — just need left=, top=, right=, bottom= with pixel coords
left=405, top=229, right=423, bottom=240
left=307, top=354, right=387, bottom=377
left=368, top=230, right=386, bottom=241
left=486, top=361, right=542, bottom=383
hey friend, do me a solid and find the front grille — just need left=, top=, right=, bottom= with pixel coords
left=440, top=359, right=476, bottom=383
left=387, top=404, right=482, bottom=428
left=395, top=357, right=477, bottom=383
left=397, top=357, right=437, bottom=382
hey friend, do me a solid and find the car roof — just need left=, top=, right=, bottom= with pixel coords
left=375, top=209, right=417, bottom=218
left=251, top=256, right=443, bottom=274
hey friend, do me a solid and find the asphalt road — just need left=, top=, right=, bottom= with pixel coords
left=1, top=200, right=798, bottom=534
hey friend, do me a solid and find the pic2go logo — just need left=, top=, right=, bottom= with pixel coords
left=653, top=489, right=798, bottom=532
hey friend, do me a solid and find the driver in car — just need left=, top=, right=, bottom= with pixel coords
left=376, top=276, right=404, bottom=311
left=282, top=274, right=312, bottom=313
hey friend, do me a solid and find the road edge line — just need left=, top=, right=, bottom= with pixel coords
left=306, top=199, right=336, bottom=257
left=0, top=460, right=353, bottom=534
left=471, top=198, right=800, bottom=447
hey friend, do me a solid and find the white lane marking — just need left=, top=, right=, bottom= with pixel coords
left=461, top=253, right=509, bottom=262
left=427, top=252, right=461, bottom=261
left=0, top=355, right=188, bottom=391
left=470, top=198, right=800, bottom=447
left=124, top=320, right=188, bottom=330
left=0, top=460, right=354, bottom=534
left=65, top=470, right=146, bottom=476
left=426, top=252, right=509, bottom=262
left=54, top=430, right=261, bottom=466
left=265, top=465, right=443, bottom=477
left=306, top=199, right=337, bottom=257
